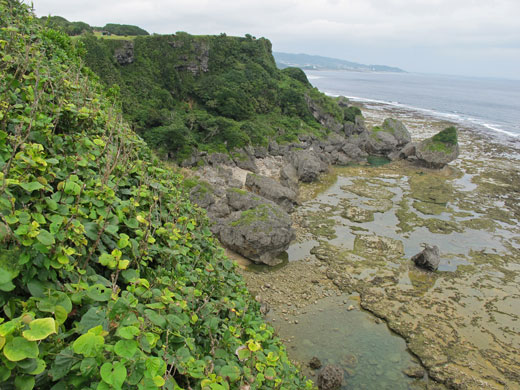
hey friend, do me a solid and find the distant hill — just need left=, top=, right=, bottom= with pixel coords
left=274, top=52, right=405, bottom=73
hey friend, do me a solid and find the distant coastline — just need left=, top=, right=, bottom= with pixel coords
left=274, top=51, right=405, bottom=73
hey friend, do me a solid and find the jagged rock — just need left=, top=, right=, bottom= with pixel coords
left=305, top=94, right=343, bottom=132
left=366, top=118, right=412, bottom=156
left=207, top=199, right=230, bottom=219
left=245, top=173, right=298, bottom=213
left=415, top=127, right=460, bottom=168
left=403, top=365, right=425, bottom=378
left=189, top=183, right=215, bottom=209
left=317, top=365, right=343, bottom=390
left=344, top=115, right=368, bottom=137
left=253, top=146, right=268, bottom=158
left=309, top=357, right=322, bottom=370
left=341, top=142, right=368, bottom=160
left=337, top=96, right=350, bottom=107
left=330, top=151, right=352, bottom=166
left=288, top=150, right=328, bottom=183
left=114, top=41, right=134, bottom=65
left=388, top=142, right=417, bottom=161
left=218, top=192, right=294, bottom=265
left=233, top=149, right=258, bottom=172
left=280, top=163, right=299, bottom=192
left=411, top=244, right=441, bottom=271
left=204, top=153, right=234, bottom=167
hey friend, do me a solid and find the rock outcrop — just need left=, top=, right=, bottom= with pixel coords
left=317, top=365, right=343, bottom=390
left=219, top=189, right=294, bottom=266
left=245, top=173, right=298, bottom=212
left=415, top=127, right=460, bottom=168
left=114, top=41, right=134, bottom=65
left=411, top=244, right=441, bottom=271
left=366, top=118, right=412, bottom=156
left=288, top=150, right=328, bottom=183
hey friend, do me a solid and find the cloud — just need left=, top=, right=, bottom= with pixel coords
left=31, top=0, right=520, bottom=78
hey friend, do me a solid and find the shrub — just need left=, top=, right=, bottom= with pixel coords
left=432, top=126, right=458, bottom=145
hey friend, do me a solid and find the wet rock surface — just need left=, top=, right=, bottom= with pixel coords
left=411, top=244, right=441, bottom=271
left=317, top=365, right=343, bottom=390
left=237, top=102, right=520, bottom=390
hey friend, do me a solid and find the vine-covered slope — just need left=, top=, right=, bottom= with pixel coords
left=0, top=2, right=313, bottom=389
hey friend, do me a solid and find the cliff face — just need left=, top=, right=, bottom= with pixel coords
left=81, top=32, right=344, bottom=160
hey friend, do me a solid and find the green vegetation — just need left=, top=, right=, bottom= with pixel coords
left=426, top=126, right=458, bottom=153
left=40, top=15, right=93, bottom=36
left=0, top=2, right=313, bottom=389
left=79, top=31, right=355, bottom=161
left=432, top=126, right=458, bottom=145
left=103, top=24, right=149, bottom=36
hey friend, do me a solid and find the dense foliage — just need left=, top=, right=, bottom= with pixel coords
left=0, top=2, right=313, bottom=389
left=103, top=24, right=149, bottom=37
left=80, top=33, right=354, bottom=160
left=39, top=15, right=93, bottom=36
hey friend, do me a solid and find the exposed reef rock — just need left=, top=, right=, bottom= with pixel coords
left=305, top=94, right=343, bottom=132
left=411, top=244, right=441, bottom=271
left=288, top=149, right=328, bottom=183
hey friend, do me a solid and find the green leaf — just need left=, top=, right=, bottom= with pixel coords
left=72, top=330, right=104, bottom=357
left=264, top=367, right=276, bottom=380
left=22, top=317, right=56, bottom=341
left=19, top=182, right=44, bottom=192
left=144, top=309, right=166, bottom=327
left=3, top=337, right=39, bottom=361
left=114, top=339, right=138, bottom=359
left=86, top=284, right=111, bottom=301
left=117, top=326, right=140, bottom=339
left=100, top=362, right=127, bottom=390
left=36, top=229, right=55, bottom=246
left=50, top=348, right=76, bottom=380
left=14, top=375, right=35, bottom=390
left=0, top=365, right=11, bottom=382
left=219, top=364, right=241, bottom=382
left=63, top=180, right=81, bottom=196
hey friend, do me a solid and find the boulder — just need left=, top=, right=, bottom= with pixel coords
left=245, top=173, right=298, bottom=213
left=388, top=142, right=417, bottom=161
left=288, top=150, right=328, bottom=183
left=219, top=205, right=294, bottom=266
left=317, top=365, right=343, bottom=390
left=232, top=149, right=258, bottom=172
left=279, top=162, right=299, bottom=192
left=411, top=244, right=441, bottom=271
left=366, top=118, right=411, bottom=156
left=204, top=152, right=234, bottom=167
left=403, top=365, right=425, bottom=379
left=341, top=142, right=368, bottom=160
left=415, top=127, right=460, bottom=169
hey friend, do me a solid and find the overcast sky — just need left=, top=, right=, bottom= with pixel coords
left=32, top=0, right=520, bottom=80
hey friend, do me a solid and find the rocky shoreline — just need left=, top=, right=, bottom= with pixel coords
left=183, top=98, right=520, bottom=390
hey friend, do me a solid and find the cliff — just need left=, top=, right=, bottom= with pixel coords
left=80, top=32, right=355, bottom=161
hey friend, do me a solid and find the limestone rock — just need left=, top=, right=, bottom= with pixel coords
left=114, top=41, right=134, bottom=65
left=411, top=244, right=441, bottom=271
left=366, top=118, right=411, bottom=156
left=245, top=173, right=298, bottom=213
left=416, top=128, right=460, bottom=168
left=288, top=150, right=328, bottom=183
left=305, top=94, right=343, bottom=133
left=218, top=189, right=294, bottom=265
left=403, top=365, right=425, bottom=378
left=280, top=162, right=299, bottom=192
left=317, top=365, right=343, bottom=390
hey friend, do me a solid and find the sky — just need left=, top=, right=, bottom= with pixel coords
left=31, top=0, right=520, bottom=80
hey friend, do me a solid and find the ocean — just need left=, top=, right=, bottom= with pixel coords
left=305, top=70, right=520, bottom=141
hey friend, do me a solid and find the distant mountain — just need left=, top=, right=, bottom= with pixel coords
left=274, top=52, right=405, bottom=73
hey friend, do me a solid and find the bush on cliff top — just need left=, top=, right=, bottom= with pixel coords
left=0, top=2, right=313, bottom=389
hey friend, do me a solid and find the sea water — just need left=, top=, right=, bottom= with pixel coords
left=305, top=70, right=520, bottom=141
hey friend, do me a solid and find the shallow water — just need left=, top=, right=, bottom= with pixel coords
left=268, top=295, right=426, bottom=390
